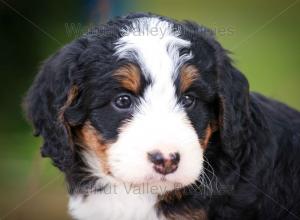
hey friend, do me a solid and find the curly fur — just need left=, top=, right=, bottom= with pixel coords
left=24, top=13, right=300, bottom=220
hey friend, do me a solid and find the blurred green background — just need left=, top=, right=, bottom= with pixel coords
left=0, top=0, right=299, bottom=219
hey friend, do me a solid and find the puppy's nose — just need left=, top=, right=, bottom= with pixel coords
left=147, top=151, right=180, bottom=175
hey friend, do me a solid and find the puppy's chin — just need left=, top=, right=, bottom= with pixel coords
left=106, top=178, right=186, bottom=194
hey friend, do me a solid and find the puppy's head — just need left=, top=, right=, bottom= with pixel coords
left=24, top=13, right=249, bottom=192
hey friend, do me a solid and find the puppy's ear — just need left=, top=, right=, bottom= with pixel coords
left=214, top=43, right=250, bottom=154
left=24, top=40, right=87, bottom=171
left=183, top=21, right=250, bottom=154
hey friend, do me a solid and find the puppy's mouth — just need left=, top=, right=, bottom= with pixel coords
left=105, top=155, right=201, bottom=192
left=107, top=172, right=189, bottom=193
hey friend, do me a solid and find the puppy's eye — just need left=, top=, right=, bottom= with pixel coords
left=180, top=95, right=195, bottom=109
left=113, top=94, right=132, bottom=109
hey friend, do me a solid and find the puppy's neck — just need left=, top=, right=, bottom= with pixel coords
left=68, top=184, right=163, bottom=220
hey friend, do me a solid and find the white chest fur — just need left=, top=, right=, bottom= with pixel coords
left=68, top=186, right=163, bottom=220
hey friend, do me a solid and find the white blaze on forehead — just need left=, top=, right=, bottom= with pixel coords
left=115, top=17, right=193, bottom=82
left=110, top=17, right=202, bottom=186
left=114, top=17, right=193, bottom=112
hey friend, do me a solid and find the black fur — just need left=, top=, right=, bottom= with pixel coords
left=24, top=13, right=300, bottom=219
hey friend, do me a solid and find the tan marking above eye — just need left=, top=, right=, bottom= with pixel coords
left=180, top=65, right=199, bottom=92
left=113, top=64, right=141, bottom=94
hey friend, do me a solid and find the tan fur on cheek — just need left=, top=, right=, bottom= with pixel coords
left=201, top=125, right=212, bottom=149
left=79, top=123, right=111, bottom=174
left=157, top=190, right=207, bottom=220
left=164, top=209, right=207, bottom=220
left=200, top=123, right=218, bottom=150
left=158, top=189, right=183, bottom=204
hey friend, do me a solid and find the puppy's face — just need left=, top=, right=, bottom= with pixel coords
left=76, top=18, right=217, bottom=191
left=26, top=13, right=249, bottom=197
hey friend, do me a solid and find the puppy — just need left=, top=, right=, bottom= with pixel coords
left=24, top=13, right=300, bottom=220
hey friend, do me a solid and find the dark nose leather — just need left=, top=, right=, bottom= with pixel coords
left=147, top=151, right=180, bottom=175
